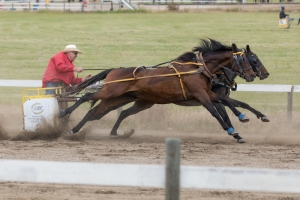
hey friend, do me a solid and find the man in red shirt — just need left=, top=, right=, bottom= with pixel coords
left=42, top=44, right=92, bottom=94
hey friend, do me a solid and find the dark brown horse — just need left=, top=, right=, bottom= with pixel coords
left=108, top=44, right=268, bottom=143
left=60, top=39, right=256, bottom=138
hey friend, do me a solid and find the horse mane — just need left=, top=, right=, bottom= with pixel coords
left=192, top=38, right=231, bottom=55
left=174, top=38, right=232, bottom=61
left=175, top=52, right=197, bottom=61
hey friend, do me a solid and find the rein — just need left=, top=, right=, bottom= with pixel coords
left=84, top=68, right=116, bottom=70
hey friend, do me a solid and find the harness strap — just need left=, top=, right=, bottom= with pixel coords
left=103, top=69, right=200, bottom=85
left=197, top=52, right=214, bottom=79
left=170, top=61, right=204, bottom=66
left=233, top=52, right=244, bottom=56
left=168, top=65, right=187, bottom=101
left=132, top=66, right=144, bottom=79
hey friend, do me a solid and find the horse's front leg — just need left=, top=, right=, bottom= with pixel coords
left=226, top=97, right=269, bottom=122
left=213, top=102, right=234, bottom=128
left=213, top=100, right=246, bottom=143
left=197, top=92, right=237, bottom=136
left=211, top=88, right=249, bottom=123
left=221, top=99, right=250, bottom=123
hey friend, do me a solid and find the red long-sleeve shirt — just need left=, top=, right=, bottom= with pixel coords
left=42, top=52, right=82, bottom=87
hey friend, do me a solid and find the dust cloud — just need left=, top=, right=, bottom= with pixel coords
left=0, top=104, right=299, bottom=145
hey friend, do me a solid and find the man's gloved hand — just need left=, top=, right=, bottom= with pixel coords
left=82, top=74, right=93, bottom=82
left=74, top=67, right=83, bottom=72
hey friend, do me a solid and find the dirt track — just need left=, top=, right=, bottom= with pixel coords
left=0, top=105, right=300, bottom=199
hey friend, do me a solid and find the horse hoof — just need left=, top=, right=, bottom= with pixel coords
left=110, top=132, right=118, bottom=136
left=110, top=134, right=119, bottom=139
left=227, top=128, right=239, bottom=136
left=261, top=116, right=270, bottom=122
left=239, top=114, right=250, bottom=123
left=66, top=130, right=74, bottom=135
left=59, top=110, right=66, bottom=118
left=237, top=138, right=246, bottom=143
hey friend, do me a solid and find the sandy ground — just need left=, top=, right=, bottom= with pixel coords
left=0, top=104, right=300, bottom=199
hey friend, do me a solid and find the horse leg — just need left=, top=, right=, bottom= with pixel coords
left=218, top=97, right=249, bottom=123
left=68, top=95, right=135, bottom=134
left=233, top=134, right=246, bottom=143
left=213, top=102, right=246, bottom=143
left=209, top=92, right=249, bottom=123
left=197, top=92, right=237, bottom=136
left=110, top=101, right=154, bottom=136
left=213, top=103, right=235, bottom=129
left=59, top=93, right=95, bottom=118
left=211, top=87, right=249, bottom=123
left=226, top=97, right=269, bottom=122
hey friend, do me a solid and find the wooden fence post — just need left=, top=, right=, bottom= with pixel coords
left=287, top=86, right=294, bottom=120
left=165, top=138, right=181, bottom=200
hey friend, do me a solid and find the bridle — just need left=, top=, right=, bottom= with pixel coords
left=232, top=52, right=252, bottom=79
left=245, top=52, right=263, bottom=77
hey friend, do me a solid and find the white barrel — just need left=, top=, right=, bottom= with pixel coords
left=22, top=87, right=63, bottom=132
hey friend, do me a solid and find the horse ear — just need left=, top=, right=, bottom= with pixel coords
left=232, top=43, right=238, bottom=52
left=246, top=45, right=250, bottom=52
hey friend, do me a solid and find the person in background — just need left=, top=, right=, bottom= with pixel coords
left=279, top=6, right=289, bottom=19
left=42, top=44, right=92, bottom=94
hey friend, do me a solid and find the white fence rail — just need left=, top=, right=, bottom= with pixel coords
left=1, top=132, right=300, bottom=198
left=0, top=80, right=41, bottom=87
left=0, top=80, right=299, bottom=117
left=0, top=0, right=243, bottom=11
left=0, top=80, right=298, bottom=92
left=0, top=2, right=123, bottom=11
left=1, top=159, right=300, bottom=193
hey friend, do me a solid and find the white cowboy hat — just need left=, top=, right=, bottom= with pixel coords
left=61, top=44, right=82, bottom=54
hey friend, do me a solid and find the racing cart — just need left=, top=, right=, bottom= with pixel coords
left=279, top=17, right=300, bottom=29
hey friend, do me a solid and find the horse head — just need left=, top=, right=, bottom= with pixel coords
left=231, top=43, right=256, bottom=82
left=244, top=45, right=269, bottom=80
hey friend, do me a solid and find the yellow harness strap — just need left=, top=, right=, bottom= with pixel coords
left=168, top=65, right=187, bottom=101
left=170, top=61, right=203, bottom=66
left=104, top=69, right=199, bottom=85
left=233, top=52, right=244, bottom=56
left=103, top=63, right=203, bottom=101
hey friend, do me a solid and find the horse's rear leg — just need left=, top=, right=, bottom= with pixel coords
left=110, top=101, right=154, bottom=136
left=59, top=93, right=94, bottom=118
left=68, top=96, right=135, bottom=134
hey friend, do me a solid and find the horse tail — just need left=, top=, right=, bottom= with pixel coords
left=69, top=68, right=114, bottom=94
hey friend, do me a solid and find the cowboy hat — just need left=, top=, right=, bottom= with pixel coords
left=61, top=44, right=82, bottom=54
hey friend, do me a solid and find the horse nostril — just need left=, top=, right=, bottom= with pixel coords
left=251, top=74, right=256, bottom=78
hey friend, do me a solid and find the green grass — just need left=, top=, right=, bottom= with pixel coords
left=0, top=11, right=299, bottom=113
